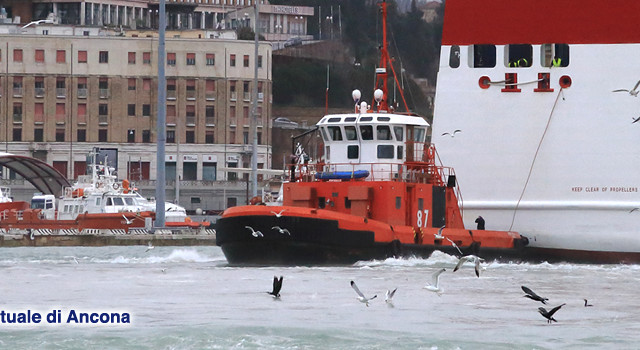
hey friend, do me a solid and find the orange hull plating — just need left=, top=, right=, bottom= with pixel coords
left=0, top=209, right=154, bottom=232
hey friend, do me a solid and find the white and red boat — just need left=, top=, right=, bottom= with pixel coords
left=431, top=0, right=640, bottom=263
left=0, top=161, right=210, bottom=236
left=215, top=1, right=528, bottom=265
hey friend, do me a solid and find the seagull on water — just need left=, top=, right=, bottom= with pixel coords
left=538, top=303, right=566, bottom=323
left=122, top=214, right=135, bottom=225
left=584, top=299, right=593, bottom=307
left=245, top=226, right=263, bottom=237
left=350, top=281, right=377, bottom=306
left=268, top=276, right=283, bottom=298
left=453, top=255, right=484, bottom=277
left=521, top=286, right=548, bottom=304
left=145, top=241, right=155, bottom=253
left=270, top=209, right=287, bottom=218
left=385, top=288, right=397, bottom=305
left=442, top=130, right=462, bottom=137
left=271, top=226, right=291, bottom=235
left=613, top=80, right=640, bottom=96
left=424, top=268, right=446, bottom=296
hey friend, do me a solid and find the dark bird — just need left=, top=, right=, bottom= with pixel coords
left=584, top=299, right=593, bottom=307
left=630, top=208, right=640, bottom=213
left=350, top=280, right=377, bottom=306
left=522, top=286, right=548, bottom=304
left=267, top=276, right=283, bottom=298
left=633, top=117, right=640, bottom=124
left=613, top=80, right=640, bottom=96
left=538, top=303, right=566, bottom=323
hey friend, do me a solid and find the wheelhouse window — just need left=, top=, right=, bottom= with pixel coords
left=541, top=43, right=569, bottom=67
left=449, top=45, right=460, bottom=68
left=376, top=125, right=392, bottom=140
left=413, top=127, right=426, bottom=142
left=327, top=126, right=343, bottom=141
left=347, top=145, right=359, bottom=159
left=344, top=126, right=357, bottom=140
left=472, top=44, right=496, bottom=68
left=506, top=44, right=532, bottom=68
left=377, top=145, right=394, bottom=159
left=360, top=125, right=373, bottom=140
left=393, top=126, right=404, bottom=141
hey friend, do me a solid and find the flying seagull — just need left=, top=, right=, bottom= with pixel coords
left=271, top=226, right=291, bottom=235
left=145, top=241, right=155, bottom=253
left=385, top=288, right=397, bottom=305
left=521, top=286, right=548, bottom=304
left=453, top=255, right=484, bottom=277
left=434, top=225, right=446, bottom=239
left=442, top=130, right=462, bottom=137
left=350, top=280, right=377, bottom=306
left=122, top=214, right=134, bottom=225
left=245, top=226, right=263, bottom=237
left=613, top=80, right=640, bottom=96
left=538, top=303, right=566, bottom=323
left=633, top=117, right=640, bottom=124
left=424, top=268, right=446, bottom=296
left=270, top=209, right=287, bottom=218
left=444, top=237, right=463, bottom=255
left=630, top=208, right=640, bottom=213
left=72, top=256, right=79, bottom=264
left=584, top=299, right=593, bottom=307
left=268, top=276, right=283, bottom=298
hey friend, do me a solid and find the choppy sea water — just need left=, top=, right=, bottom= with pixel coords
left=0, top=246, right=639, bottom=349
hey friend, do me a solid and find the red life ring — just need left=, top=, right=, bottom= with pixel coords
left=559, top=75, right=572, bottom=88
left=478, top=76, right=491, bottom=89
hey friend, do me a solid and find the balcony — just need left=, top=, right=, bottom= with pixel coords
left=77, top=88, right=88, bottom=99
left=98, top=115, right=108, bottom=125
left=56, top=88, right=66, bottom=98
left=243, top=92, right=250, bottom=101
left=230, top=91, right=237, bottom=101
left=205, top=92, right=215, bottom=101
left=186, top=90, right=196, bottom=100
left=186, top=115, right=196, bottom=126
left=99, top=89, right=110, bottom=99
left=35, top=88, right=45, bottom=98
left=13, top=87, right=23, bottom=97
left=167, top=90, right=176, bottom=100
left=13, top=114, right=22, bottom=123
left=205, top=117, right=215, bottom=126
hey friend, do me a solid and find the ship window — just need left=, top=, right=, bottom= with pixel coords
left=360, top=116, right=373, bottom=122
left=328, top=117, right=341, bottom=123
left=344, top=126, right=358, bottom=140
left=106, top=198, right=113, bottom=206
left=74, top=205, right=79, bottom=214
left=377, top=116, right=390, bottom=122
left=397, top=146, right=403, bottom=159
left=541, top=43, right=569, bottom=67
left=113, top=197, right=124, bottom=206
left=377, top=145, right=394, bottom=159
left=393, top=126, right=403, bottom=141
left=418, top=198, right=424, bottom=210
left=79, top=205, right=84, bottom=213
left=506, top=44, right=532, bottom=68
left=327, top=126, right=343, bottom=141
left=320, top=127, right=329, bottom=141
left=376, top=125, right=392, bottom=140
left=413, top=128, right=426, bottom=142
left=395, top=196, right=401, bottom=209
left=325, top=146, right=330, bottom=160
left=96, top=198, right=101, bottom=206
left=125, top=198, right=135, bottom=205
left=345, top=117, right=356, bottom=122
left=347, top=145, right=359, bottom=159
left=64, top=205, right=69, bottom=213
left=360, top=125, right=373, bottom=140
left=472, top=44, right=496, bottom=68
left=449, top=45, right=460, bottom=68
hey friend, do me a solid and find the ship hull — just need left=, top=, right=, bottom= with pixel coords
left=216, top=206, right=527, bottom=266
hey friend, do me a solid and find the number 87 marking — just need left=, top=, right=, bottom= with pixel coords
left=416, top=210, right=429, bottom=228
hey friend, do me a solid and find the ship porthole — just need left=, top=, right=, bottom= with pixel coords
left=478, top=76, right=491, bottom=89
left=559, top=75, right=572, bottom=88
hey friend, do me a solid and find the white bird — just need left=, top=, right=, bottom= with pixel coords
left=72, top=257, right=79, bottom=264
left=270, top=209, right=287, bottom=218
left=145, top=241, right=155, bottom=252
left=453, top=255, right=484, bottom=277
left=245, top=226, right=263, bottom=237
left=271, top=226, right=291, bottom=235
left=613, top=80, right=640, bottom=96
left=424, top=268, right=446, bottom=295
left=385, top=288, right=397, bottom=305
left=434, top=225, right=445, bottom=239
left=350, top=281, right=377, bottom=306
left=444, top=237, right=463, bottom=255
left=122, top=214, right=134, bottom=225
left=441, top=130, right=462, bottom=137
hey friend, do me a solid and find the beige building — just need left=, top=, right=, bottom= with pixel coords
left=0, top=32, right=273, bottom=210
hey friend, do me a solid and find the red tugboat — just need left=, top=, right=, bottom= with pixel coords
left=215, top=1, right=528, bottom=265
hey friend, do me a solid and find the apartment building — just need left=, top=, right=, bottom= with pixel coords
left=0, top=33, right=273, bottom=210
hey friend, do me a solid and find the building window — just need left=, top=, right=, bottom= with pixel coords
left=142, top=129, right=151, bottom=143
left=167, top=79, right=176, bottom=100
left=143, top=78, right=151, bottom=91
left=12, top=102, right=22, bottom=123
left=206, top=53, right=215, bottom=66
left=206, top=79, right=215, bottom=100
left=167, top=52, right=176, bottom=66
left=55, top=103, right=66, bottom=123
left=99, top=78, right=109, bottom=98
left=77, top=103, right=87, bottom=124
left=258, top=55, right=263, bottom=68
left=230, top=54, right=236, bottom=67
left=230, top=81, right=236, bottom=100
left=128, top=104, right=136, bottom=116
left=127, top=129, right=135, bottom=143
left=34, top=128, right=44, bottom=142
left=205, top=131, right=214, bottom=144
left=243, top=131, right=249, bottom=144
left=56, top=77, right=66, bottom=98
left=167, top=130, right=175, bottom=143
left=34, top=103, right=44, bottom=123
left=128, top=51, right=136, bottom=64
left=77, top=129, right=86, bottom=142
left=186, top=130, right=195, bottom=143
left=77, top=77, right=87, bottom=98
left=56, top=129, right=65, bottom=142
left=99, top=51, right=109, bottom=63
left=56, top=50, right=66, bottom=63
left=186, top=79, right=196, bottom=100
left=205, top=105, right=215, bottom=125
left=13, top=49, right=23, bottom=62
left=98, top=129, right=108, bottom=142
left=13, top=128, right=22, bottom=141
left=143, top=52, right=151, bottom=64
left=35, top=49, right=45, bottom=63
left=243, top=54, right=249, bottom=67
left=78, top=50, right=87, bottom=63
left=35, top=78, right=45, bottom=98
left=143, top=104, right=151, bottom=116
left=128, top=78, right=136, bottom=90
left=99, top=104, right=108, bottom=116
left=186, top=104, right=196, bottom=125
left=13, top=76, right=23, bottom=96
left=186, top=53, right=195, bottom=65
